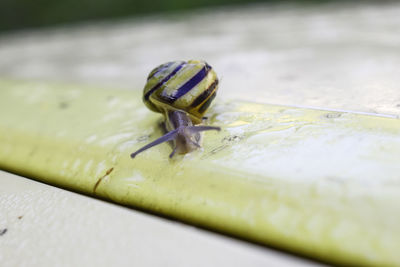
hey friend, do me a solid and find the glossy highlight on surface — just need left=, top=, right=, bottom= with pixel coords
left=1, top=80, right=400, bottom=266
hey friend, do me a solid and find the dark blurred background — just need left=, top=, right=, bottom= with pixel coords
left=0, top=0, right=328, bottom=33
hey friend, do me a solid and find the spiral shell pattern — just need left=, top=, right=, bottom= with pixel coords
left=143, top=60, right=218, bottom=123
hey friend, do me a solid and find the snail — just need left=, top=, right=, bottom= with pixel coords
left=130, top=60, right=220, bottom=159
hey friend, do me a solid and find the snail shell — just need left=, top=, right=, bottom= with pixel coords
left=143, top=60, right=218, bottom=124
left=131, top=60, right=220, bottom=159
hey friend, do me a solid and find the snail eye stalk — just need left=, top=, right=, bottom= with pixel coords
left=130, top=129, right=178, bottom=158
left=130, top=125, right=220, bottom=158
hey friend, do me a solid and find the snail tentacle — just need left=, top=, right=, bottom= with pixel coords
left=130, top=129, right=179, bottom=158
left=169, top=146, right=177, bottom=158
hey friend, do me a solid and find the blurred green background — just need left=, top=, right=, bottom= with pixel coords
left=0, top=0, right=326, bottom=33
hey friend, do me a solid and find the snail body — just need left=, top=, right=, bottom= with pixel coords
left=131, top=60, right=220, bottom=158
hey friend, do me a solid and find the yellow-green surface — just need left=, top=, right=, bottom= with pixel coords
left=1, top=79, right=399, bottom=266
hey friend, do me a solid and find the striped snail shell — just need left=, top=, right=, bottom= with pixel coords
left=131, top=60, right=220, bottom=159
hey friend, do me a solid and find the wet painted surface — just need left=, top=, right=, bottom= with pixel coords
left=0, top=80, right=399, bottom=266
